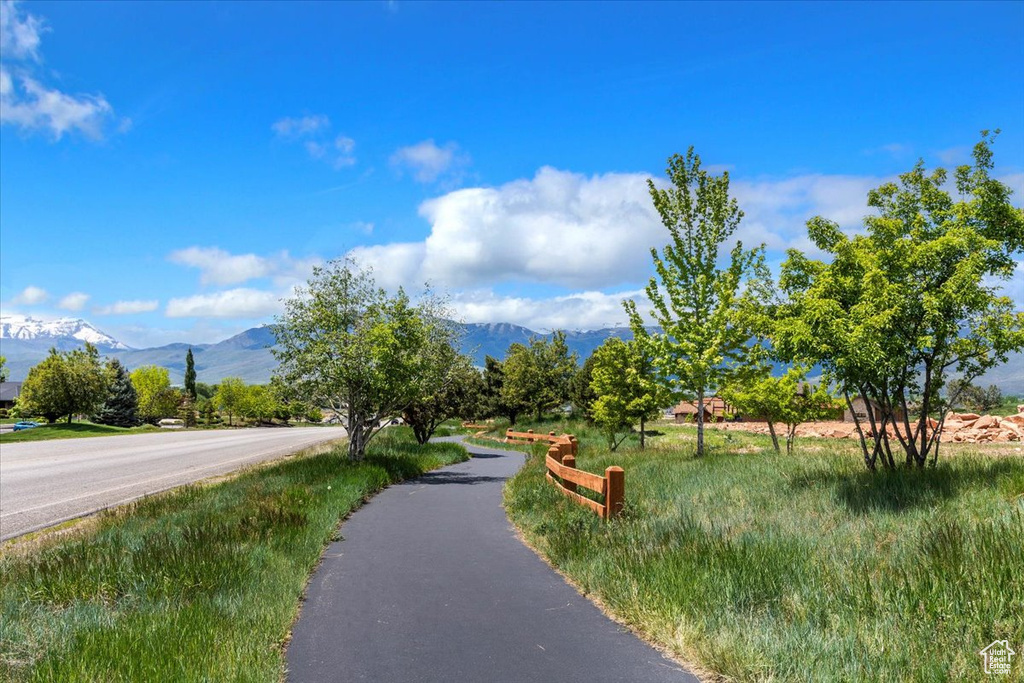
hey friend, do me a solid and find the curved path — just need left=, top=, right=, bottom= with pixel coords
left=286, top=437, right=698, bottom=683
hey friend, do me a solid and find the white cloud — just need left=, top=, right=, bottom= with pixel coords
left=95, top=299, right=159, bottom=315
left=0, top=0, right=44, bottom=60
left=168, top=246, right=319, bottom=287
left=271, top=114, right=330, bottom=137
left=273, top=114, right=356, bottom=168
left=58, top=291, right=89, bottom=311
left=11, top=285, right=48, bottom=305
left=165, top=289, right=283, bottom=319
left=391, top=139, right=467, bottom=183
left=452, top=288, right=651, bottom=332
left=0, top=2, right=122, bottom=140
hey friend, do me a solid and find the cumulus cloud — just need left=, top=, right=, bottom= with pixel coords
left=452, top=288, right=652, bottom=332
left=391, top=139, right=468, bottom=183
left=11, top=285, right=48, bottom=305
left=165, top=289, right=283, bottom=319
left=58, top=291, right=89, bottom=311
left=168, top=246, right=319, bottom=286
left=0, top=1, right=123, bottom=140
left=95, top=299, right=159, bottom=315
left=272, top=113, right=356, bottom=169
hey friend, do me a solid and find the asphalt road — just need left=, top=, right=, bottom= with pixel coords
left=286, top=436, right=698, bottom=683
left=0, top=427, right=346, bottom=541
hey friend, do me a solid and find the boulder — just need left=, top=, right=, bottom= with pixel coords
left=955, top=412, right=981, bottom=421
left=1004, top=414, right=1024, bottom=427
left=973, top=415, right=999, bottom=430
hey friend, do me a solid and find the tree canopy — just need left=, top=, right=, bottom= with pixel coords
left=591, top=333, right=668, bottom=450
left=18, top=344, right=109, bottom=424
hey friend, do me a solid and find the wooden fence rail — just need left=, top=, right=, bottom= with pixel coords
left=506, top=429, right=624, bottom=520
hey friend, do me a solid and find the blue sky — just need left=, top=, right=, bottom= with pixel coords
left=1, top=0, right=1022, bottom=348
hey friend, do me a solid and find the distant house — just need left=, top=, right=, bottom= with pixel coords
left=673, top=397, right=733, bottom=423
left=0, top=381, right=23, bottom=411
left=843, top=396, right=904, bottom=423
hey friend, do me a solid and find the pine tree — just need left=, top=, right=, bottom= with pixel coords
left=94, top=359, right=141, bottom=427
left=184, top=348, right=197, bottom=401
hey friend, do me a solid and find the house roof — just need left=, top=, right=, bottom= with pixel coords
left=0, top=382, right=23, bottom=402
left=672, top=397, right=728, bottom=415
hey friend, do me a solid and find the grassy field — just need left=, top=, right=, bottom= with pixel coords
left=496, top=419, right=1024, bottom=682
left=0, top=421, right=163, bottom=443
left=0, top=427, right=467, bottom=682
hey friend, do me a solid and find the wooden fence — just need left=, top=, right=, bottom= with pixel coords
left=505, top=429, right=624, bottom=520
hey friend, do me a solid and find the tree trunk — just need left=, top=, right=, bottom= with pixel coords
left=67, top=413, right=73, bottom=425
left=766, top=420, right=781, bottom=454
left=786, top=424, right=796, bottom=455
left=696, top=391, right=705, bottom=457
left=640, top=417, right=646, bottom=450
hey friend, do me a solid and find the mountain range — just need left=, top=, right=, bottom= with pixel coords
left=1, top=315, right=1021, bottom=394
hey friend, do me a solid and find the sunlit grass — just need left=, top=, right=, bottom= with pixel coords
left=501, top=419, right=1024, bottom=682
left=0, top=427, right=468, bottom=682
left=0, top=421, right=163, bottom=443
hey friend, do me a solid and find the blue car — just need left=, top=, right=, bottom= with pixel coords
left=12, top=421, right=40, bottom=431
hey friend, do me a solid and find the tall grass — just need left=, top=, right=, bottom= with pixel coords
left=0, top=427, right=467, bottom=682
left=502, top=419, right=1024, bottom=682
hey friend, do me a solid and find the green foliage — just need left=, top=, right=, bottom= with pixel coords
left=0, top=354, right=7, bottom=382
left=402, top=353, right=483, bottom=444
left=629, top=148, right=766, bottom=457
left=130, top=365, right=179, bottom=424
left=194, top=382, right=216, bottom=400
left=273, top=258, right=459, bottom=459
left=721, top=365, right=839, bottom=454
left=215, top=377, right=247, bottom=426
left=947, top=379, right=1003, bottom=414
left=482, top=355, right=526, bottom=424
left=568, top=352, right=598, bottom=422
left=591, top=336, right=668, bottom=450
left=500, top=332, right=577, bottom=422
left=775, top=132, right=1024, bottom=469
left=240, top=384, right=277, bottom=424
left=184, top=348, right=197, bottom=401
left=176, top=393, right=197, bottom=428
left=18, top=344, right=109, bottom=424
left=93, top=359, right=140, bottom=428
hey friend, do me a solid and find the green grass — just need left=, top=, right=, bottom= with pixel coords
left=502, top=419, right=1024, bottom=682
left=0, top=421, right=163, bottom=443
left=0, top=427, right=468, bottom=682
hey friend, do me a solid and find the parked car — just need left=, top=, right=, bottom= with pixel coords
left=12, top=421, right=40, bottom=431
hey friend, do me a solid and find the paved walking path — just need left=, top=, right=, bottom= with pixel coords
left=286, top=437, right=698, bottom=683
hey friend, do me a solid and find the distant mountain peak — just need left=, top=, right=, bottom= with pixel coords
left=0, top=315, right=130, bottom=350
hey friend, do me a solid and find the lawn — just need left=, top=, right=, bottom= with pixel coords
left=0, top=421, right=163, bottom=443
left=0, top=427, right=468, bottom=682
left=498, top=419, right=1024, bottom=682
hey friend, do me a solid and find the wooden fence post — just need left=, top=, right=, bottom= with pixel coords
left=605, top=466, right=624, bottom=519
left=527, top=429, right=534, bottom=442
left=562, top=453, right=577, bottom=492
left=549, top=431, right=557, bottom=437
left=568, top=435, right=578, bottom=456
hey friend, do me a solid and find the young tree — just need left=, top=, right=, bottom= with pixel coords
left=216, top=377, right=247, bottom=427
left=18, top=344, right=109, bottom=424
left=240, top=384, right=276, bottom=425
left=402, top=353, right=480, bottom=444
left=130, top=365, right=178, bottom=424
left=482, top=356, right=526, bottom=424
left=0, top=355, right=7, bottom=382
left=591, top=334, right=668, bottom=450
left=628, top=148, right=766, bottom=457
left=721, top=366, right=838, bottom=454
left=775, top=132, right=1024, bottom=469
left=568, top=352, right=599, bottom=422
left=501, top=333, right=577, bottom=421
left=94, top=358, right=141, bottom=427
left=184, top=348, right=197, bottom=401
left=273, top=258, right=459, bottom=460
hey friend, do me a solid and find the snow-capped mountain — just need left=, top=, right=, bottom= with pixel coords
left=0, top=315, right=131, bottom=350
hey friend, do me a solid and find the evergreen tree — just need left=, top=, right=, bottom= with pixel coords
left=184, top=348, right=197, bottom=401
left=94, top=359, right=141, bottom=427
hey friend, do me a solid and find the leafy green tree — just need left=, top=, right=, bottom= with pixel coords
left=177, top=393, right=198, bottom=428
left=273, top=258, right=459, bottom=460
left=482, top=356, right=525, bottom=424
left=947, top=379, right=1003, bottom=414
left=93, top=358, right=141, bottom=427
left=240, top=384, right=276, bottom=425
left=130, top=365, right=178, bottom=424
left=195, top=382, right=216, bottom=400
left=216, top=377, right=247, bottom=427
left=184, top=348, right=197, bottom=401
left=0, top=355, right=7, bottom=382
left=18, top=344, right=109, bottom=424
left=591, top=334, right=669, bottom=450
left=628, top=148, right=766, bottom=457
left=775, top=132, right=1024, bottom=469
left=568, top=352, right=599, bottom=422
left=403, top=353, right=481, bottom=444
left=501, top=332, right=577, bottom=421
left=721, top=365, right=838, bottom=454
